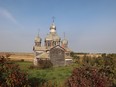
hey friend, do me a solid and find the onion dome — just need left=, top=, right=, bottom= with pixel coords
left=50, top=23, right=56, bottom=30
left=50, top=23, right=56, bottom=33
left=35, top=35, right=41, bottom=42
left=62, top=39, right=68, bottom=45
left=62, top=32, right=68, bottom=45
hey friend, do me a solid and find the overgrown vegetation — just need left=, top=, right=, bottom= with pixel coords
left=72, top=53, right=116, bottom=87
left=0, top=53, right=116, bottom=87
left=0, top=56, right=29, bottom=87
left=29, top=60, right=53, bottom=69
left=16, top=61, right=76, bottom=87
left=66, top=66, right=112, bottom=87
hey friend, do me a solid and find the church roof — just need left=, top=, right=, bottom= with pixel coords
left=45, top=33, right=60, bottom=41
left=34, top=46, right=46, bottom=51
left=45, top=33, right=53, bottom=40
left=64, top=47, right=71, bottom=52
left=50, top=45, right=66, bottom=51
left=37, top=52, right=49, bottom=59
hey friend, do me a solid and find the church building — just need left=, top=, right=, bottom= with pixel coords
left=33, top=20, right=72, bottom=67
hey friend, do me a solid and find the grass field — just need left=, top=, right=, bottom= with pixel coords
left=9, top=53, right=34, bottom=61
left=13, top=54, right=116, bottom=86
left=16, top=61, right=79, bottom=85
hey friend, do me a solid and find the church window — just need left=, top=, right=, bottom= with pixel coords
left=48, top=41, right=51, bottom=47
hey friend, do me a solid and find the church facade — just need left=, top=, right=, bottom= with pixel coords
left=33, top=21, right=72, bottom=66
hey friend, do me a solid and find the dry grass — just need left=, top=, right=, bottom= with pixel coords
left=0, top=52, right=34, bottom=61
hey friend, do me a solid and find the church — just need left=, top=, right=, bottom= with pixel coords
left=33, top=20, right=72, bottom=67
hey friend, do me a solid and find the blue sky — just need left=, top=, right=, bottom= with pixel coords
left=0, top=0, right=116, bottom=53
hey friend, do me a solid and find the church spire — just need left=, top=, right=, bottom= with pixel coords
left=50, top=17, right=56, bottom=33
left=52, top=16, right=55, bottom=23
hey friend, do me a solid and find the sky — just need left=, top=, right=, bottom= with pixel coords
left=0, top=0, right=116, bottom=53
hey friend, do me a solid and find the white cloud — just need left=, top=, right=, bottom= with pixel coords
left=0, top=8, right=23, bottom=28
left=0, top=8, right=18, bottom=24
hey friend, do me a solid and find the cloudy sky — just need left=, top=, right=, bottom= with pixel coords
left=0, top=0, right=116, bottom=53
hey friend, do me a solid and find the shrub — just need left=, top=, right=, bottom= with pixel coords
left=29, top=60, right=53, bottom=69
left=29, top=77, right=47, bottom=87
left=66, top=66, right=112, bottom=87
left=0, top=57, right=29, bottom=87
left=29, top=65, right=36, bottom=69
left=38, top=60, right=53, bottom=69
left=20, top=59, right=24, bottom=62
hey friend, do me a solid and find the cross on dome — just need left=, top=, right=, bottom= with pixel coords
left=50, top=17, right=56, bottom=32
left=52, top=16, right=55, bottom=23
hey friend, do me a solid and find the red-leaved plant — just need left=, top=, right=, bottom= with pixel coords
left=66, top=66, right=112, bottom=87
